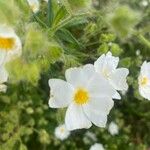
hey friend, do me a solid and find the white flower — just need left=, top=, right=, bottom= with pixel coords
left=49, top=64, right=115, bottom=131
left=0, top=25, right=22, bottom=64
left=0, top=65, right=8, bottom=92
left=141, top=0, right=148, bottom=6
left=108, top=122, right=119, bottom=135
left=136, top=49, right=140, bottom=56
left=94, top=51, right=129, bottom=100
left=90, top=143, right=105, bottom=150
left=27, top=0, right=40, bottom=13
left=54, top=124, right=70, bottom=140
left=43, top=0, right=48, bottom=2
left=138, top=61, right=150, bottom=100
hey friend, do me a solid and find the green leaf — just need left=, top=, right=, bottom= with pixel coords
left=56, top=29, right=82, bottom=48
left=47, top=0, right=54, bottom=27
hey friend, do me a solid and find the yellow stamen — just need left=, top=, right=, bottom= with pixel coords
left=60, top=128, right=64, bottom=133
left=0, top=37, right=15, bottom=51
left=141, top=76, right=148, bottom=86
left=74, top=88, right=89, bottom=105
left=102, top=68, right=110, bottom=78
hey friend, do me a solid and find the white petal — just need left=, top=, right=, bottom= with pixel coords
left=0, top=52, right=7, bottom=65
left=110, top=68, right=129, bottom=91
left=139, top=86, right=150, bottom=100
left=141, top=61, right=150, bottom=78
left=87, top=73, right=115, bottom=97
left=65, top=103, right=92, bottom=130
left=48, top=79, right=74, bottom=108
left=84, top=96, right=114, bottom=115
left=65, top=64, right=95, bottom=88
left=94, top=52, right=119, bottom=75
left=94, top=54, right=105, bottom=72
left=0, top=66, right=8, bottom=83
left=112, top=91, right=121, bottom=100
left=83, top=105, right=108, bottom=128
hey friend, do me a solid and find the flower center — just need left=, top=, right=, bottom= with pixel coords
left=74, top=88, right=89, bottom=105
left=60, top=128, right=64, bottom=133
left=102, top=68, right=110, bottom=78
left=0, top=37, right=15, bottom=51
left=140, top=76, right=148, bottom=86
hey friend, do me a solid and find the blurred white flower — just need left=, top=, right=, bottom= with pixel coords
left=43, top=0, right=48, bottom=2
left=108, top=122, right=119, bottom=135
left=94, top=51, right=129, bottom=100
left=0, top=25, right=22, bottom=65
left=54, top=124, right=70, bottom=140
left=90, top=143, right=105, bottom=150
left=136, top=49, right=140, bottom=56
left=27, top=0, right=40, bottom=13
left=0, top=65, right=8, bottom=92
left=49, top=64, right=115, bottom=131
left=141, top=0, right=148, bottom=6
left=138, top=61, right=150, bottom=100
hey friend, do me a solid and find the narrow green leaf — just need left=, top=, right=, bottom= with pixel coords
left=47, top=0, right=54, bottom=27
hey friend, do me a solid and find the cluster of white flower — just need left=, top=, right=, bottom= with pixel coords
left=0, top=25, right=22, bottom=92
left=48, top=52, right=129, bottom=131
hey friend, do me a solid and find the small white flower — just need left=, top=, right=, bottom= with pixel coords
left=94, top=51, right=129, bottom=100
left=108, top=122, right=119, bottom=135
left=90, top=143, right=105, bottom=150
left=136, top=49, right=140, bottom=56
left=0, top=65, right=8, bottom=92
left=49, top=64, right=115, bottom=131
left=0, top=25, right=22, bottom=64
left=138, top=61, right=150, bottom=100
left=141, top=0, right=148, bottom=6
left=27, top=0, right=40, bottom=13
left=54, top=124, right=70, bottom=140
left=43, top=0, right=48, bottom=2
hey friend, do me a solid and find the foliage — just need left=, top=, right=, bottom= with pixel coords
left=0, top=0, right=150, bottom=149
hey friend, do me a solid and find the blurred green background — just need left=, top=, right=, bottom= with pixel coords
left=0, top=0, right=150, bottom=149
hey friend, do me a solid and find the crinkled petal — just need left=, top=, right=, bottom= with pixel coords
left=110, top=68, right=129, bottom=91
left=94, top=52, right=119, bottom=75
left=87, top=73, right=115, bottom=97
left=65, top=64, right=95, bottom=88
left=83, top=96, right=114, bottom=115
left=83, top=104, right=108, bottom=128
left=48, top=79, right=74, bottom=108
left=65, top=103, right=92, bottom=130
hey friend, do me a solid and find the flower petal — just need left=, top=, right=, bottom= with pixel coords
left=139, top=86, right=150, bottom=100
left=94, top=52, right=119, bottom=75
left=65, top=103, right=92, bottom=130
left=0, top=66, right=8, bottom=83
left=87, top=73, right=115, bottom=97
left=65, top=64, right=95, bottom=88
left=112, top=91, right=121, bottom=100
left=141, top=61, right=150, bottom=78
left=84, top=96, right=114, bottom=115
left=110, top=68, right=129, bottom=91
left=83, top=104, right=108, bottom=128
left=48, top=79, right=74, bottom=108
